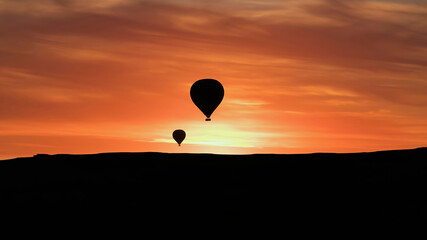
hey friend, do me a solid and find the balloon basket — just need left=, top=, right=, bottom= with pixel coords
left=205, top=118, right=211, bottom=121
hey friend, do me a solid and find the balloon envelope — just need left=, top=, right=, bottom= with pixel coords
left=172, top=129, right=186, bottom=146
left=190, top=79, right=224, bottom=121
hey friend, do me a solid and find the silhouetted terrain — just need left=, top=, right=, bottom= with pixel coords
left=1, top=148, right=426, bottom=224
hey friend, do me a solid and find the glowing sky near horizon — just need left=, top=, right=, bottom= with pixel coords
left=1, top=0, right=427, bottom=159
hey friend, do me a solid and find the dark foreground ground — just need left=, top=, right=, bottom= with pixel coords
left=0, top=148, right=426, bottom=225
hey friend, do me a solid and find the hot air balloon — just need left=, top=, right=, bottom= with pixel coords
left=190, top=79, right=224, bottom=121
left=173, top=129, right=186, bottom=146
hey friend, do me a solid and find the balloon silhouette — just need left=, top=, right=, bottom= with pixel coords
left=172, top=129, right=186, bottom=146
left=190, top=79, right=224, bottom=121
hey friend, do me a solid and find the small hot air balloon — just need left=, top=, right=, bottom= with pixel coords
left=190, top=79, right=224, bottom=121
left=173, top=129, right=186, bottom=146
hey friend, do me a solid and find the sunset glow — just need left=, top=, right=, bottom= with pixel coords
left=1, top=0, right=426, bottom=159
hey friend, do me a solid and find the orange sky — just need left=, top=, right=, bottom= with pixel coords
left=1, top=0, right=427, bottom=159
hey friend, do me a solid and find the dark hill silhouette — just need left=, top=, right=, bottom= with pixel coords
left=1, top=148, right=426, bottom=224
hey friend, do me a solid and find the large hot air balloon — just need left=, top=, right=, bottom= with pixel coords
left=172, top=129, right=186, bottom=146
left=190, top=79, right=224, bottom=121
